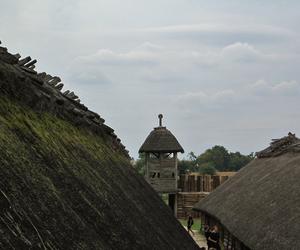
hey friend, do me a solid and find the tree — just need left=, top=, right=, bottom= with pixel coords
left=178, top=159, right=195, bottom=174
left=178, top=152, right=198, bottom=174
left=133, top=153, right=146, bottom=175
left=196, top=145, right=230, bottom=171
left=199, top=162, right=216, bottom=175
left=187, top=151, right=197, bottom=161
left=228, top=152, right=254, bottom=171
left=133, top=147, right=254, bottom=176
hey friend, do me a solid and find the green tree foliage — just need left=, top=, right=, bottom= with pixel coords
left=187, top=151, right=197, bottom=161
left=134, top=147, right=254, bottom=176
left=228, top=152, right=255, bottom=171
left=178, top=146, right=254, bottom=174
left=133, top=153, right=146, bottom=175
left=198, top=162, right=216, bottom=175
left=197, top=146, right=230, bottom=171
left=178, top=160, right=195, bottom=174
left=178, top=152, right=198, bottom=174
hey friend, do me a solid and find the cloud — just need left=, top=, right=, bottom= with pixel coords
left=178, top=79, right=300, bottom=110
left=272, top=80, right=300, bottom=94
left=193, top=42, right=283, bottom=66
left=249, top=79, right=300, bottom=96
left=135, top=42, right=163, bottom=52
left=220, top=43, right=262, bottom=63
left=70, top=71, right=112, bottom=85
left=142, top=23, right=294, bottom=36
left=179, top=89, right=235, bottom=103
left=76, top=42, right=161, bottom=67
left=139, top=23, right=297, bottom=44
left=74, top=41, right=282, bottom=80
left=177, top=89, right=237, bottom=110
left=1, top=0, right=300, bottom=159
left=68, top=40, right=295, bottom=92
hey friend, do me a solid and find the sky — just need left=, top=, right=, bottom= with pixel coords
left=1, top=0, right=300, bottom=158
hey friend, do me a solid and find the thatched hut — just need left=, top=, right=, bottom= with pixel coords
left=193, top=133, right=300, bottom=250
left=0, top=42, right=200, bottom=250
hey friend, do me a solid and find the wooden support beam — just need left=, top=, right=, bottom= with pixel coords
left=37, top=72, right=47, bottom=79
left=24, top=59, right=37, bottom=68
left=55, top=83, right=64, bottom=90
left=18, top=56, right=31, bottom=66
left=63, top=90, right=70, bottom=95
left=14, top=54, right=21, bottom=59
left=67, top=91, right=79, bottom=100
left=44, top=74, right=53, bottom=82
left=20, top=66, right=36, bottom=74
left=48, top=76, right=61, bottom=85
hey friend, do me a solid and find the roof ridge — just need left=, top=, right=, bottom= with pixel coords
left=0, top=41, right=129, bottom=157
left=256, top=132, right=300, bottom=158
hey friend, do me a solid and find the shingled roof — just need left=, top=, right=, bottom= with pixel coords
left=139, top=115, right=184, bottom=153
left=193, top=133, right=300, bottom=250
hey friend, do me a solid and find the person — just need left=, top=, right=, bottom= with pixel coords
left=208, top=225, right=220, bottom=250
left=187, top=214, right=194, bottom=235
left=204, top=224, right=212, bottom=249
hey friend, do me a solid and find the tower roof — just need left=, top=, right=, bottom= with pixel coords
left=139, top=114, right=184, bottom=153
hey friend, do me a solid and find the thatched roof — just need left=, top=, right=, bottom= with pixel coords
left=193, top=134, right=300, bottom=250
left=0, top=42, right=199, bottom=249
left=256, top=132, right=300, bottom=158
left=139, top=126, right=184, bottom=153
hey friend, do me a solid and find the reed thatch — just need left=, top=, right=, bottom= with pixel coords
left=0, top=42, right=198, bottom=250
left=256, top=132, right=300, bottom=158
left=194, top=134, right=300, bottom=250
left=139, top=126, right=184, bottom=153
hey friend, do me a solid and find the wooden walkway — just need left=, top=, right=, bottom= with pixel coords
left=184, top=227, right=207, bottom=249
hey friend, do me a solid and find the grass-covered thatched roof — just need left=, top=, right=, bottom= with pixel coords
left=0, top=42, right=199, bottom=249
left=193, top=135, right=300, bottom=250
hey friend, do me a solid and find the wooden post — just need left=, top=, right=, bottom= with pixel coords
left=158, top=114, right=163, bottom=127
left=145, top=153, right=149, bottom=180
left=174, top=152, right=178, bottom=191
left=174, top=193, right=177, bottom=217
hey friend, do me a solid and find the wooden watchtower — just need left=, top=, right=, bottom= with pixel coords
left=139, top=114, right=184, bottom=215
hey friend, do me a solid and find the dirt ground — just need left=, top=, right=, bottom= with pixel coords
left=184, top=227, right=208, bottom=249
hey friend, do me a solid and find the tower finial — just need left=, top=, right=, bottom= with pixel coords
left=158, top=114, right=163, bottom=127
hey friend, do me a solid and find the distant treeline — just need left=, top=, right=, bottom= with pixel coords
left=178, top=146, right=254, bottom=175
left=133, top=145, right=254, bottom=175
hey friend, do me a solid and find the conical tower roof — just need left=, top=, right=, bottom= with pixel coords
left=139, top=114, right=184, bottom=153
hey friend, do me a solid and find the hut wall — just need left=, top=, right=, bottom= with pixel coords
left=177, top=173, right=235, bottom=219
left=176, top=192, right=208, bottom=218
left=178, top=172, right=236, bottom=193
left=178, top=174, right=186, bottom=191
left=200, top=213, right=251, bottom=250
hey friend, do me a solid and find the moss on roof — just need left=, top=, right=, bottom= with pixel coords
left=0, top=44, right=199, bottom=249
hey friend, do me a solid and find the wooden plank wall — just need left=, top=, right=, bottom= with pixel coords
left=176, top=173, right=235, bottom=218
left=177, top=192, right=208, bottom=219
left=178, top=173, right=234, bottom=192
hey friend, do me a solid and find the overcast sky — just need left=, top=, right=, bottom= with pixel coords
left=1, top=0, right=300, bottom=158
